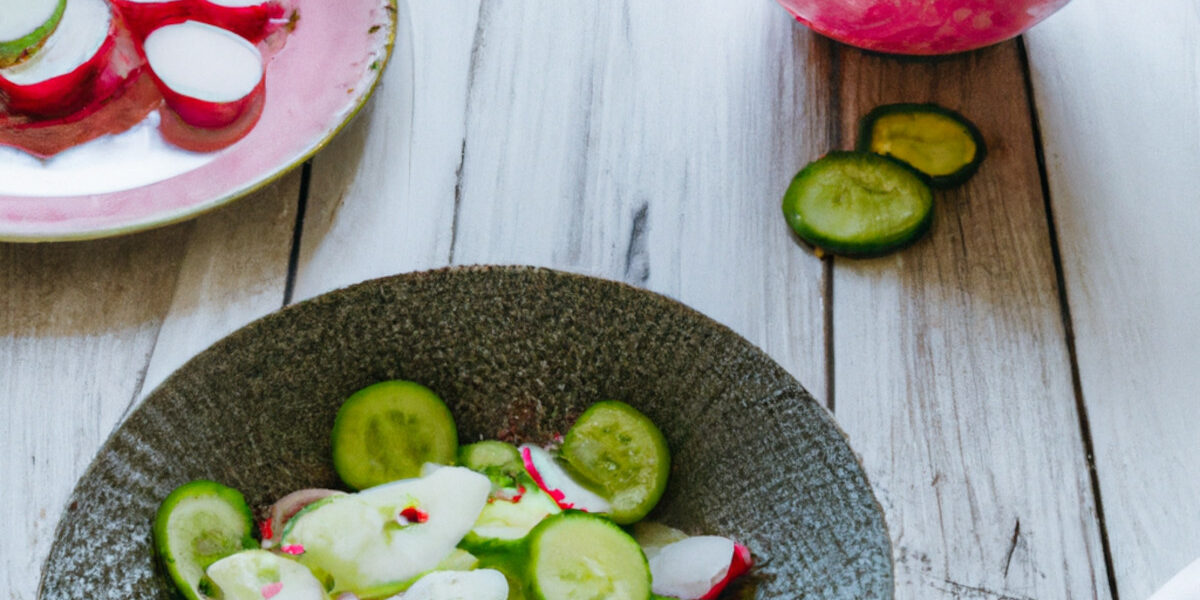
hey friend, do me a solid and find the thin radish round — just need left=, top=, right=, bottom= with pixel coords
left=520, top=444, right=612, bottom=514
left=109, top=0, right=189, bottom=40
left=648, top=536, right=734, bottom=600
left=192, top=0, right=284, bottom=43
left=144, top=20, right=264, bottom=128
left=0, top=0, right=117, bottom=117
left=0, top=0, right=66, bottom=68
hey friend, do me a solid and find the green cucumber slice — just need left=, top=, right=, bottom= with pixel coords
left=459, top=483, right=561, bottom=555
left=332, top=380, right=458, bottom=490
left=0, top=0, right=66, bottom=68
left=781, top=151, right=934, bottom=257
left=205, top=550, right=325, bottom=600
left=857, top=103, right=986, bottom=188
left=560, top=401, right=670, bottom=524
left=153, top=480, right=256, bottom=600
left=459, top=440, right=524, bottom=487
left=526, top=511, right=651, bottom=600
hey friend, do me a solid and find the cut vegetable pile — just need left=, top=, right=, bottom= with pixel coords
left=0, top=0, right=289, bottom=153
left=782, top=102, right=987, bottom=257
left=155, top=381, right=753, bottom=600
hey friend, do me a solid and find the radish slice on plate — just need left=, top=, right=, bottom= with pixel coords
left=192, top=0, right=285, bottom=43
left=144, top=20, right=265, bottom=129
left=519, top=445, right=612, bottom=514
left=108, top=0, right=189, bottom=40
left=0, top=0, right=118, bottom=118
left=0, top=0, right=66, bottom=68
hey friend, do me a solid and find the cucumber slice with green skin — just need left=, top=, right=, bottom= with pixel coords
left=857, top=103, right=987, bottom=188
left=0, top=0, right=66, bottom=68
left=153, top=480, right=257, bottom=600
left=560, top=401, right=670, bottom=525
left=781, top=151, right=934, bottom=257
left=459, top=440, right=524, bottom=487
left=459, top=482, right=561, bottom=555
left=205, top=550, right=325, bottom=600
left=526, top=511, right=652, bottom=600
left=332, top=380, right=458, bottom=490
left=279, top=466, right=491, bottom=597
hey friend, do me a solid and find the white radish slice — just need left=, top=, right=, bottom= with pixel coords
left=144, top=20, right=264, bottom=128
left=206, top=550, right=326, bottom=600
left=648, top=536, right=735, bottom=600
left=0, top=0, right=66, bottom=67
left=519, top=444, right=612, bottom=514
left=398, top=569, right=508, bottom=600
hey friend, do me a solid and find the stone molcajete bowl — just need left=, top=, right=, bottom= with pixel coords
left=39, top=266, right=892, bottom=599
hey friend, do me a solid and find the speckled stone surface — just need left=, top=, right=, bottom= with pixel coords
left=39, top=266, right=892, bottom=599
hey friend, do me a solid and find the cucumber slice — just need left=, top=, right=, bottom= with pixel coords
left=153, top=480, right=256, bottom=600
left=205, top=550, right=325, bottom=600
left=332, top=380, right=458, bottom=490
left=781, top=151, right=934, bottom=257
left=0, top=0, right=66, bottom=68
left=526, top=511, right=651, bottom=600
left=560, top=401, right=670, bottom=524
left=460, top=483, right=561, bottom=555
left=459, top=440, right=524, bottom=486
left=403, top=569, right=509, bottom=600
left=279, top=466, right=491, bottom=597
left=857, top=103, right=986, bottom=188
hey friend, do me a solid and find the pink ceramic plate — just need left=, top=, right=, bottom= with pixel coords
left=0, top=0, right=397, bottom=242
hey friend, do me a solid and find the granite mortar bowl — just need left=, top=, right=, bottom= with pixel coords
left=39, top=266, right=892, bottom=599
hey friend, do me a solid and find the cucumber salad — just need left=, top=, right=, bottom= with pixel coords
left=154, top=380, right=753, bottom=600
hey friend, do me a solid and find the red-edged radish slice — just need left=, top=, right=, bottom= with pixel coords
left=0, top=0, right=66, bottom=68
left=108, top=0, right=189, bottom=41
left=0, top=0, right=118, bottom=118
left=259, top=488, right=345, bottom=549
left=697, top=543, right=752, bottom=600
left=648, top=536, right=734, bottom=600
left=144, top=20, right=264, bottom=129
left=192, top=0, right=285, bottom=43
left=519, top=445, right=612, bottom=514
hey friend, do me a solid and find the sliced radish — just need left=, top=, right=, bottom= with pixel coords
left=259, top=488, right=345, bottom=549
left=519, top=445, right=611, bottom=514
left=109, top=0, right=189, bottom=41
left=144, top=20, right=264, bottom=129
left=0, top=0, right=66, bottom=68
left=698, top=543, right=752, bottom=600
left=0, top=0, right=119, bottom=118
left=648, top=536, right=734, bottom=600
left=192, top=0, right=285, bottom=43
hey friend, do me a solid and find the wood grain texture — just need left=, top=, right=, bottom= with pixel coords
left=830, top=43, right=1111, bottom=599
left=137, top=173, right=302, bottom=399
left=1025, top=1, right=1200, bottom=597
left=298, top=0, right=829, bottom=400
left=0, top=229, right=189, bottom=600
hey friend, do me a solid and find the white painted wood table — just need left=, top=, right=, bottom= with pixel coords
left=3, top=1, right=1198, bottom=599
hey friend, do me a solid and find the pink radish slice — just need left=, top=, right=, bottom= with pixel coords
left=192, top=0, right=285, bottom=43
left=519, top=445, right=611, bottom=513
left=109, top=0, right=188, bottom=40
left=259, top=488, right=344, bottom=548
left=0, top=0, right=119, bottom=118
left=698, top=543, right=752, bottom=600
left=143, top=20, right=264, bottom=128
left=648, top=536, right=734, bottom=600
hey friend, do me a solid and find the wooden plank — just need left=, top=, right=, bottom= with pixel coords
left=296, top=0, right=830, bottom=398
left=1025, top=1, right=1200, bottom=597
left=830, top=43, right=1111, bottom=599
left=0, top=228, right=189, bottom=600
left=138, top=172, right=302, bottom=399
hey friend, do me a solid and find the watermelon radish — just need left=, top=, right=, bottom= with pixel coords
left=519, top=445, right=612, bottom=514
left=0, top=0, right=66, bottom=68
left=143, top=20, right=265, bottom=128
left=192, top=0, right=285, bottom=43
left=109, top=0, right=188, bottom=40
left=0, top=0, right=122, bottom=118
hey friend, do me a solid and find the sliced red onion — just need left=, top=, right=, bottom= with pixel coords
left=143, top=20, right=264, bottom=128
